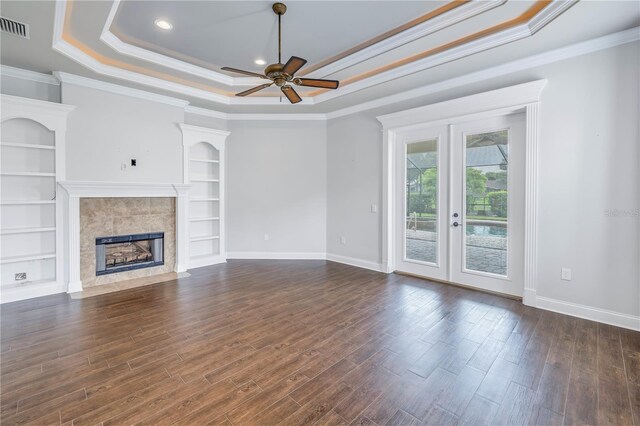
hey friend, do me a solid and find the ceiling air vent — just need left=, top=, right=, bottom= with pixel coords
left=0, top=17, right=30, bottom=39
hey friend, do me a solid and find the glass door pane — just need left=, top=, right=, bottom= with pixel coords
left=405, top=139, right=438, bottom=264
left=464, top=129, right=509, bottom=276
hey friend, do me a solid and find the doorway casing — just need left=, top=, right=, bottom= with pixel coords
left=377, top=79, right=546, bottom=306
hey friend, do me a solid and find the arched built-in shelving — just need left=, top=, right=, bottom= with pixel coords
left=0, top=95, right=75, bottom=303
left=179, top=124, right=229, bottom=269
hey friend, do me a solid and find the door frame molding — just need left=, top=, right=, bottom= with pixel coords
left=377, top=79, right=546, bottom=306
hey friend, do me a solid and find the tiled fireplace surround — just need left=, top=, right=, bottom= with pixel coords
left=80, top=197, right=176, bottom=287
left=59, top=182, right=190, bottom=294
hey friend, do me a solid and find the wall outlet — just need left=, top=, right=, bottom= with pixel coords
left=340, top=236, right=346, bottom=245
left=264, top=233, right=270, bottom=241
left=561, top=268, right=572, bottom=281
left=371, top=204, right=378, bottom=213
left=15, top=272, right=27, bottom=281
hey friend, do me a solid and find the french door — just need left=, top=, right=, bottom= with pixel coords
left=395, top=113, right=525, bottom=297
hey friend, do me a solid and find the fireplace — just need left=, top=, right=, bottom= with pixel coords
left=96, top=232, right=164, bottom=275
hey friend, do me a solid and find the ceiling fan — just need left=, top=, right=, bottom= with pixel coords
left=221, top=2, right=339, bottom=104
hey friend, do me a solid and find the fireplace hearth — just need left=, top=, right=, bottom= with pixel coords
left=96, top=232, right=164, bottom=275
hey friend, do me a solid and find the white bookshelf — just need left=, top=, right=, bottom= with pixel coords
left=179, top=124, right=229, bottom=269
left=0, top=95, right=74, bottom=303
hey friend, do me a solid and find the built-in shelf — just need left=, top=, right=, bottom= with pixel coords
left=190, top=198, right=220, bottom=202
left=1, top=142, right=56, bottom=150
left=189, top=216, right=220, bottom=222
left=190, top=235, right=220, bottom=242
left=0, top=227, right=56, bottom=235
left=0, top=200, right=56, bottom=205
left=1, top=172, right=56, bottom=177
left=190, top=178, right=220, bottom=183
left=0, top=253, right=56, bottom=264
left=1, top=94, right=75, bottom=303
left=189, top=158, right=219, bottom=164
left=182, top=129, right=227, bottom=268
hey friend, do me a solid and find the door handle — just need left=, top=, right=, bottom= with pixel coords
left=452, top=222, right=460, bottom=227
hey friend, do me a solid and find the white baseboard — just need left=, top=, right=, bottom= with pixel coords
left=226, top=251, right=386, bottom=273
left=1, top=281, right=65, bottom=304
left=188, top=256, right=226, bottom=269
left=325, top=253, right=386, bottom=273
left=527, top=293, right=640, bottom=331
left=226, top=252, right=326, bottom=260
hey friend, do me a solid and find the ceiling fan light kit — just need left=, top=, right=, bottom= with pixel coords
left=222, top=2, right=339, bottom=104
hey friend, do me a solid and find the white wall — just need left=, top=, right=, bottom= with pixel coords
left=61, top=83, right=185, bottom=183
left=326, top=42, right=640, bottom=321
left=226, top=121, right=327, bottom=256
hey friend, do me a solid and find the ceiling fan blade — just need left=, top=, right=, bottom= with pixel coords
left=235, top=83, right=274, bottom=97
left=221, top=67, right=268, bottom=79
left=294, top=78, right=339, bottom=90
left=282, top=56, right=307, bottom=76
left=281, top=85, right=302, bottom=104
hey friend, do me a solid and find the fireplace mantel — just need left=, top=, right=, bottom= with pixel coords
left=58, top=181, right=191, bottom=293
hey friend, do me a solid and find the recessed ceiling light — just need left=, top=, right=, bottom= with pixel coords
left=254, top=58, right=266, bottom=66
left=154, top=19, right=173, bottom=30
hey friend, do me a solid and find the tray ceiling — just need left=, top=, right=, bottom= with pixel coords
left=0, top=0, right=639, bottom=113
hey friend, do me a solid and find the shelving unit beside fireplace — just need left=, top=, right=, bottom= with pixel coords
left=180, top=124, right=229, bottom=269
left=0, top=95, right=74, bottom=303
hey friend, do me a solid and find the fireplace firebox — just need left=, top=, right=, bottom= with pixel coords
left=95, top=232, right=164, bottom=275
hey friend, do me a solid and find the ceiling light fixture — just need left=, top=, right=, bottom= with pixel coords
left=154, top=19, right=173, bottom=30
left=254, top=58, right=266, bottom=66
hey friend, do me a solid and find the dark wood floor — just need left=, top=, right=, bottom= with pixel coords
left=1, top=260, right=638, bottom=425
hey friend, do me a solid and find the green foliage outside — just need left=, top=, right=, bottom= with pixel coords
left=407, top=168, right=508, bottom=220
left=487, top=191, right=508, bottom=217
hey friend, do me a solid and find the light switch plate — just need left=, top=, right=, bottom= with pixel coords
left=561, top=268, right=572, bottom=281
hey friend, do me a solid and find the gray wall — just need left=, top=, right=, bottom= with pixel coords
left=326, top=42, right=640, bottom=317
left=61, top=83, right=185, bottom=183
left=226, top=121, right=327, bottom=256
left=1, top=74, right=60, bottom=102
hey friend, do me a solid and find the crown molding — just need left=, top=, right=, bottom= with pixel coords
left=315, top=1, right=578, bottom=104
left=100, top=0, right=263, bottom=88
left=184, top=105, right=326, bottom=121
left=0, top=65, right=59, bottom=85
left=327, top=26, right=640, bottom=120
left=9, top=25, right=637, bottom=121
left=307, top=0, right=506, bottom=79
left=54, top=71, right=190, bottom=108
left=99, top=0, right=505, bottom=84
left=53, top=0, right=574, bottom=106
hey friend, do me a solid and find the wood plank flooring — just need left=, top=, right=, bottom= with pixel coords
left=1, top=260, right=639, bottom=425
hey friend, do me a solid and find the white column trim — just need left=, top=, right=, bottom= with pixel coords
left=66, top=195, right=82, bottom=293
left=523, top=103, right=540, bottom=305
left=173, top=184, right=191, bottom=273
